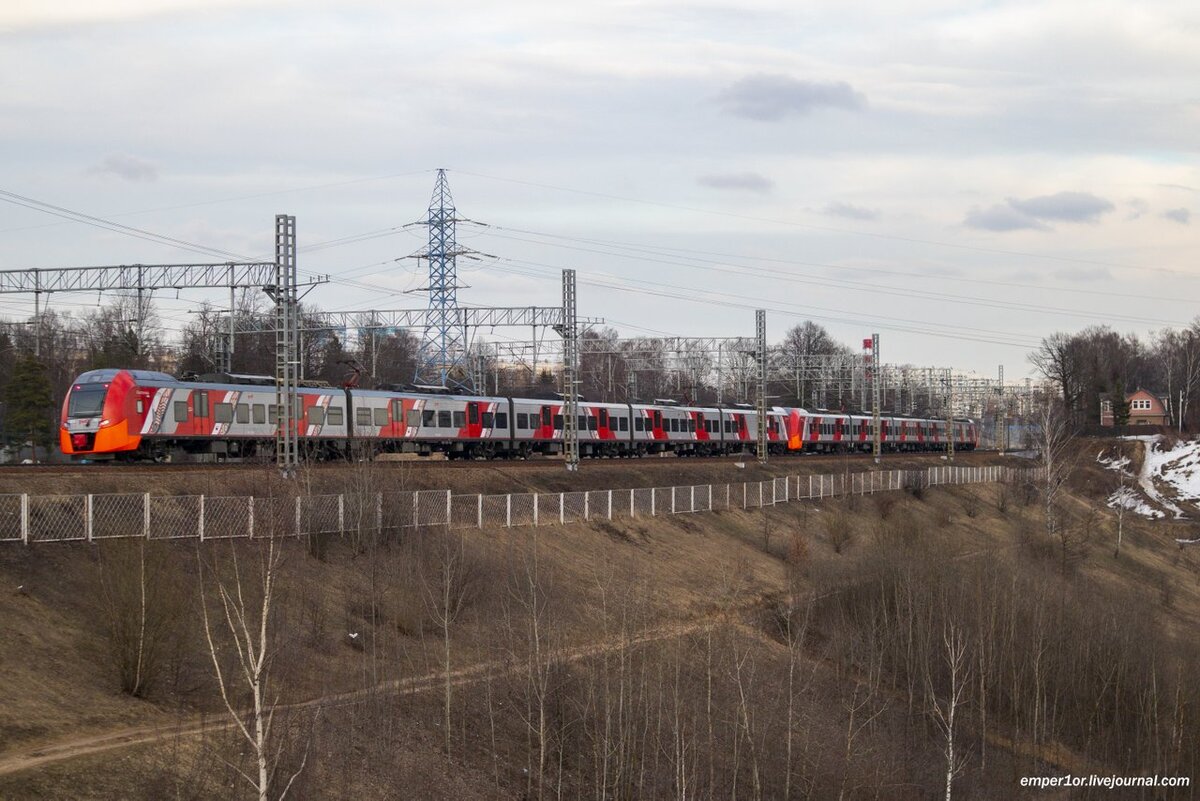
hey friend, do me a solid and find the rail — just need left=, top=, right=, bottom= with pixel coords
left=0, top=464, right=1039, bottom=545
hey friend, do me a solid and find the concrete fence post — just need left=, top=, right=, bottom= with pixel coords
left=651, top=489, right=656, bottom=517
left=671, top=486, right=677, bottom=514
left=294, top=496, right=301, bottom=538
left=248, top=497, right=255, bottom=539
left=144, top=492, right=151, bottom=539
left=413, top=491, right=419, bottom=528
left=691, top=485, right=695, bottom=512
left=86, top=494, right=93, bottom=543
left=533, top=493, right=539, bottom=527
left=445, top=490, right=452, bottom=527
left=507, top=494, right=512, bottom=528
left=376, top=492, right=383, bottom=533
left=200, top=495, right=208, bottom=541
left=338, top=494, right=345, bottom=535
left=21, top=494, right=29, bottom=545
left=630, top=489, right=635, bottom=518
left=560, top=492, right=565, bottom=525
left=607, top=489, right=613, bottom=520
left=478, top=494, right=484, bottom=529
left=584, top=492, right=590, bottom=521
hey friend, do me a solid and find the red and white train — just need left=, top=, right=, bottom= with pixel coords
left=60, top=369, right=978, bottom=461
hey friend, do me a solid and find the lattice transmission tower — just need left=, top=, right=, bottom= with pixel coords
left=414, top=169, right=469, bottom=389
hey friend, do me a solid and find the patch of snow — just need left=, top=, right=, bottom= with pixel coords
left=1107, top=486, right=1164, bottom=519
left=1132, top=435, right=1196, bottom=519
left=1096, top=450, right=1131, bottom=473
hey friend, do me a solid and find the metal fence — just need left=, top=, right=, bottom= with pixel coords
left=0, top=464, right=1038, bottom=545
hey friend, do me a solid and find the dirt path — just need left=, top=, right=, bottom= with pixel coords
left=0, top=609, right=735, bottom=778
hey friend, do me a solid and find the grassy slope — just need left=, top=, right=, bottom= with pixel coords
left=1, top=448, right=1197, bottom=799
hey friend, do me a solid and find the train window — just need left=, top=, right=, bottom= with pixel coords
left=195, top=392, right=209, bottom=418
left=214, top=403, right=233, bottom=424
left=599, top=409, right=608, bottom=428
left=554, top=414, right=563, bottom=430
left=495, top=412, right=507, bottom=429
left=328, top=407, right=344, bottom=426
left=236, top=404, right=250, bottom=424
left=687, top=419, right=695, bottom=432
left=423, top=409, right=435, bottom=426
left=356, top=408, right=372, bottom=427
left=253, top=404, right=266, bottom=424
left=481, top=412, right=494, bottom=428
left=517, top=413, right=528, bottom=429
left=136, top=399, right=144, bottom=414
left=618, top=417, right=627, bottom=431
left=578, top=415, right=586, bottom=430
left=469, top=405, right=479, bottom=425
left=673, top=419, right=681, bottom=433
left=542, top=407, right=552, bottom=427
left=269, top=406, right=278, bottom=425
left=587, top=416, right=598, bottom=431
left=452, top=411, right=465, bottom=428
left=392, top=400, right=404, bottom=421
left=173, top=401, right=188, bottom=422
left=406, top=410, right=419, bottom=427
left=308, top=406, right=325, bottom=425
left=439, top=410, right=453, bottom=428
left=374, top=408, right=389, bottom=427
left=634, top=416, right=643, bottom=431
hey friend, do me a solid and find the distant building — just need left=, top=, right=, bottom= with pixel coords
left=1099, top=388, right=1171, bottom=427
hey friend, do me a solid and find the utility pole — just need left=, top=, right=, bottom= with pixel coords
left=871, top=334, right=881, bottom=463
left=945, top=367, right=955, bottom=462
left=560, top=269, right=580, bottom=471
left=756, top=309, right=768, bottom=465
left=997, top=364, right=1006, bottom=453
left=270, top=215, right=299, bottom=478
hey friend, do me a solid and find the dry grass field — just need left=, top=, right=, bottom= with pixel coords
left=1, top=446, right=1197, bottom=799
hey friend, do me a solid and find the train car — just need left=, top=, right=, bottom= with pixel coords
left=61, top=368, right=347, bottom=461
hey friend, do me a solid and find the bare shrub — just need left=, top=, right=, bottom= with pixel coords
left=995, top=481, right=1010, bottom=515
left=95, top=539, right=186, bottom=698
left=960, top=490, right=980, bottom=519
left=825, top=508, right=855, bottom=554
left=874, top=493, right=898, bottom=520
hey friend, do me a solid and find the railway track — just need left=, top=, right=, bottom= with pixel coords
left=0, top=449, right=1003, bottom=478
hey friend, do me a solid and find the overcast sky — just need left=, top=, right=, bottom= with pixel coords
left=1, top=0, right=1197, bottom=378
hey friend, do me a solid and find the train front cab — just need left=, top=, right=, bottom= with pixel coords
left=60, top=369, right=149, bottom=459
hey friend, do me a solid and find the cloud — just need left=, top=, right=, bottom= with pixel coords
left=1163, top=207, right=1191, bottom=224
left=697, top=171, right=774, bottom=194
left=822, top=202, right=880, bottom=221
left=87, top=153, right=158, bottom=182
left=963, top=204, right=1048, bottom=232
left=1007, top=191, right=1114, bottom=223
left=1127, top=197, right=1149, bottom=220
left=716, top=74, right=865, bottom=122
left=1053, top=267, right=1111, bottom=282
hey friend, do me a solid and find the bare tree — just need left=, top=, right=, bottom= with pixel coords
left=1035, top=398, right=1076, bottom=544
left=198, top=536, right=310, bottom=801
left=925, top=621, right=971, bottom=801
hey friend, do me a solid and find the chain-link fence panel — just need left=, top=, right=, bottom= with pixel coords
left=381, top=491, right=416, bottom=531
left=90, top=493, right=146, bottom=540
left=774, top=477, right=788, bottom=504
left=27, top=495, right=85, bottom=542
left=653, top=486, right=671, bottom=515
left=586, top=490, right=612, bottom=521
left=147, top=495, right=199, bottom=540
left=562, top=491, right=587, bottom=523
left=631, top=488, right=653, bottom=517
left=414, top=490, right=450, bottom=527
left=203, top=496, right=252, bottom=540
left=340, top=492, right=382, bottom=539
left=0, top=495, right=22, bottom=542
left=481, top=494, right=511, bottom=528
left=300, top=495, right=341, bottom=535
left=507, top=493, right=535, bottom=527
left=451, top=494, right=481, bottom=529
left=247, top=496, right=294, bottom=538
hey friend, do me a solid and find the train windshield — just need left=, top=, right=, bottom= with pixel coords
left=67, top=385, right=107, bottom=418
